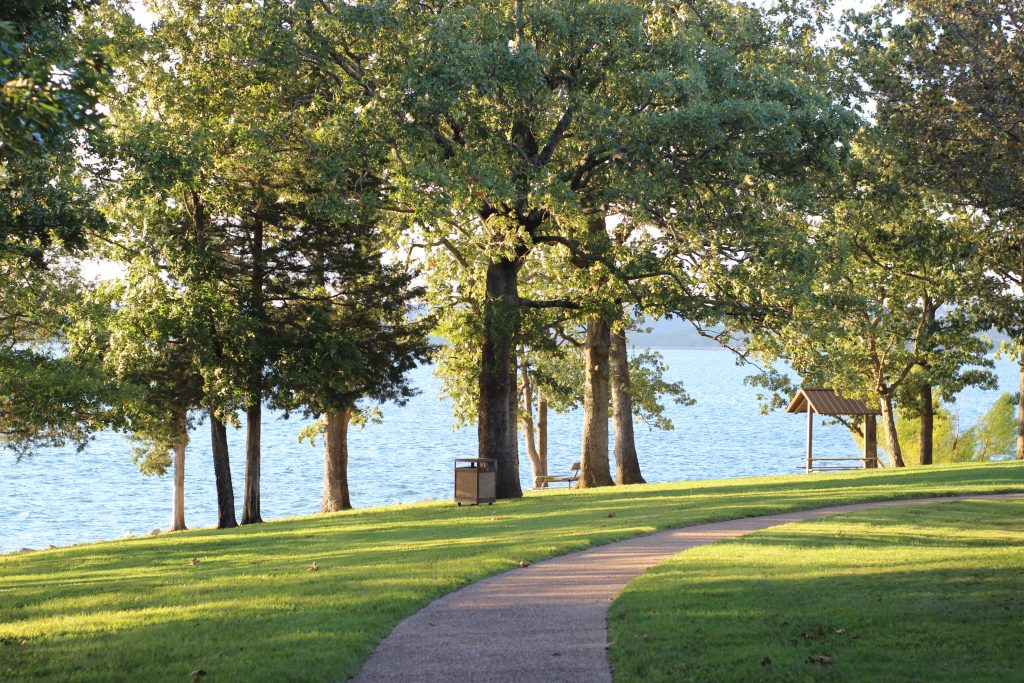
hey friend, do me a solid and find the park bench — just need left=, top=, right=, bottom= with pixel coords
left=535, top=461, right=580, bottom=489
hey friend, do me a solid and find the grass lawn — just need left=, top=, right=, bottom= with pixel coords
left=609, top=497, right=1024, bottom=682
left=1, top=461, right=1022, bottom=682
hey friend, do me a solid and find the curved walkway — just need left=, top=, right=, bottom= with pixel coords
left=352, top=493, right=1023, bottom=683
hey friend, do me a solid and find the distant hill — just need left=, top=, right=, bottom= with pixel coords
left=630, top=318, right=726, bottom=350
left=429, top=317, right=728, bottom=350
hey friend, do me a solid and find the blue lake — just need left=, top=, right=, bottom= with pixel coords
left=1, top=349, right=1019, bottom=553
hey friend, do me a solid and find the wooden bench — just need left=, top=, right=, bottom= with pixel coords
left=535, top=462, right=580, bottom=489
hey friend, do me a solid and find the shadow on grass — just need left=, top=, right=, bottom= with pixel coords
left=609, top=498, right=1024, bottom=683
left=1, top=464, right=1022, bottom=682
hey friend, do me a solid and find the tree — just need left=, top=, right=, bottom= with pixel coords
left=741, top=136, right=994, bottom=466
left=99, top=0, right=432, bottom=521
left=275, top=264, right=432, bottom=513
left=851, top=0, right=1024, bottom=459
left=68, top=256, right=216, bottom=532
left=395, top=0, right=851, bottom=494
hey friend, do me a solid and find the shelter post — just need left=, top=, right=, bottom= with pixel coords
left=806, top=408, right=813, bottom=473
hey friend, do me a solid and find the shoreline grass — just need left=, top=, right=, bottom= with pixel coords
left=1, top=461, right=1022, bottom=682
left=609, top=497, right=1024, bottom=682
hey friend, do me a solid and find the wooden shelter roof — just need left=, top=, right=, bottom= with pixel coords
left=785, top=387, right=880, bottom=416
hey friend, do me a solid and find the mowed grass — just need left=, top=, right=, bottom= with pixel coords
left=609, top=497, right=1024, bottom=683
left=1, top=462, right=1022, bottom=682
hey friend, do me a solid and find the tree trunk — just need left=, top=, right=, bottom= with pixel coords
left=880, top=394, right=905, bottom=468
left=170, top=431, right=187, bottom=532
left=538, top=391, right=548, bottom=482
left=478, top=257, right=523, bottom=498
left=518, top=357, right=545, bottom=486
left=241, top=402, right=262, bottom=524
left=322, top=409, right=352, bottom=512
left=1018, top=345, right=1024, bottom=460
left=580, top=314, right=614, bottom=487
left=241, top=218, right=265, bottom=525
left=610, top=328, right=645, bottom=484
left=919, top=381, right=933, bottom=466
left=209, top=407, right=237, bottom=528
left=919, top=295, right=935, bottom=466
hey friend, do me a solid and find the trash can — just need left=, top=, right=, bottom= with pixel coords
left=454, top=458, right=497, bottom=506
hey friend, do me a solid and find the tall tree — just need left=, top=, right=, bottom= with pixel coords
left=395, top=0, right=851, bottom=493
left=852, top=0, right=1024, bottom=459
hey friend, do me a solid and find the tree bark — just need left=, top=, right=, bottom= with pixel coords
left=209, top=407, right=237, bottom=528
left=919, top=381, right=933, bottom=466
left=518, top=357, right=545, bottom=487
left=1018, top=345, right=1024, bottom=460
left=241, top=218, right=265, bottom=525
left=241, top=402, right=262, bottom=524
left=478, top=257, right=523, bottom=498
left=880, top=394, right=905, bottom=468
left=580, top=314, right=614, bottom=487
left=170, top=431, right=187, bottom=532
left=322, top=409, right=352, bottom=512
left=919, top=295, right=935, bottom=466
left=537, top=391, right=548, bottom=482
left=610, top=328, right=645, bottom=484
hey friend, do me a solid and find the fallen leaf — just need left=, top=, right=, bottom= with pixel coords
left=807, top=654, right=832, bottom=666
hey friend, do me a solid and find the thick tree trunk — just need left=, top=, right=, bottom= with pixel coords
left=919, top=295, right=935, bottom=466
left=241, top=402, right=262, bottom=524
left=322, top=409, right=352, bottom=512
left=537, top=392, right=548, bottom=481
left=1018, top=346, right=1024, bottom=460
left=919, top=381, right=933, bottom=466
left=880, top=394, right=905, bottom=468
left=580, top=314, right=614, bottom=487
left=170, top=431, right=187, bottom=532
left=518, top=359, right=545, bottom=487
left=209, top=407, right=237, bottom=528
left=610, top=328, right=645, bottom=484
left=478, top=258, right=523, bottom=498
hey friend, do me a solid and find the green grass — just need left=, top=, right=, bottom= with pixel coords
left=609, top=497, right=1024, bottom=682
left=1, top=461, right=1022, bottom=682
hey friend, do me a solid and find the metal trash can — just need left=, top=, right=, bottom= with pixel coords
left=454, top=458, right=497, bottom=506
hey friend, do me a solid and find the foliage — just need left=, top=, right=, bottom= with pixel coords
left=95, top=0, right=431, bottom=444
left=0, top=260, right=112, bottom=456
left=1, top=0, right=107, bottom=261
left=849, top=0, right=1024, bottom=340
left=879, top=393, right=1020, bottom=465
left=610, top=499, right=1024, bottom=682
left=738, top=131, right=994, bottom=464
left=0, top=462, right=1021, bottom=681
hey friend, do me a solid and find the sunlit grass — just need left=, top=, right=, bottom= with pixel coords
left=1, top=461, right=1022, bottom=682
left=609, top=496, right=1024, bottom=682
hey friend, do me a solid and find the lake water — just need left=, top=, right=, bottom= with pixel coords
left=2, top=349, right=1019, bottom=553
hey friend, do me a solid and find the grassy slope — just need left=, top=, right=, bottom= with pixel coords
left=1, top=462, right=1022, bottom=682
left=609, top=497, right=1024, bottom=682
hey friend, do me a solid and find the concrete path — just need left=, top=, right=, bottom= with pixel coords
left=351, top=493, right=1023, bottom=683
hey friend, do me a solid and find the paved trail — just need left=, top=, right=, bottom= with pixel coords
left=351, top=493, right=1023, bottom=683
